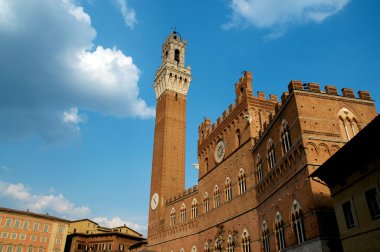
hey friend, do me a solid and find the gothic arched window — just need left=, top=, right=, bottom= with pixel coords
left=262, top=221, right=270, bottom=252
left=238, top=168, right=247, bottom=194
left=275, top=211, right=286, bottom=250
left=241, top=229, right=251, bottom=252
left=203, top=192, right=209, bottom=213
left=268, top=139, right=276, bottom=169
left=281, top=120, right=292, bottom=154
left=204, top=241, right=210, bottom=252
left=180, top=203, right=186, bottom=223
left=338, top=108, right=359, bottom=141
left=170, top=208, right=176, bottom=226
left=257, top=155, right=263, bottom=181
left=292, top=200, right=306, bottom=244
left=214, top=185, right=221, bottom=208
left=227, top=234, right=235, bottom=252
left=225, top=177, right=232, bottom=201
left=191, top=198, right=198, bottom=219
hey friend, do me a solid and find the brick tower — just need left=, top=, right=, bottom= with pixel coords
left=148, top=32, right=192, bottom=240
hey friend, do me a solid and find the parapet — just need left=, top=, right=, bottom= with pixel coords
left=286, top=81, right=372, bottom=102
left=197, top=73, right=373, bottom=148
left=166, top=185, right=198, bottom=204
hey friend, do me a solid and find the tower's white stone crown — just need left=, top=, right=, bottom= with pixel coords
left=153, top=32, right=192, bottom=98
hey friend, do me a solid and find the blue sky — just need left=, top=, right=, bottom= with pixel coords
left=0, top=0, right=379, bottom=235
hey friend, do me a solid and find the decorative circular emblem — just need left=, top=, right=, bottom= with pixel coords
left=214, top=140, right=226, bottom=163
left=151, top=192, right=159, bottom=210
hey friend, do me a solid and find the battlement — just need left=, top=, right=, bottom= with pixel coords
left=198, top=74, right=373, bottom=147
left=166, top=185, right=198, bottom=205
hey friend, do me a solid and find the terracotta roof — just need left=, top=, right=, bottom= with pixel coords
left=0, top=207, right=70, bottom=223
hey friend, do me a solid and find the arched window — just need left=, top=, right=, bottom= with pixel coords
left=268, top=139, right=276, bottom=169
left=180, top=248, right=185, bottom=252
left=262, top=221, right=270, bottom=252
left=257, top=155, right=263, bottom=181
left=203, top=192, right=209, bottom=213
left=241, top=229, right=250, bottom=252
left=191, top=245, right=197, bottom=252
left=236, top=129, right=241, bottom=147
left=238, top=168, right=247, bottom=194
left=180, top=203, right=186, bottom=223
left=214, top=185, right=221, bottom=208
left=275, top=211, right=286, bottom=250
left=204, top=241, right=210, bottom=252
left=227, top=234, right=235, bottom=252
left=292, top=200, right=306, bottom=244
left=338, top=108, right=359, bottom=140
left=191, top=198, right=198, bottom=219
left=174, top=49, right=180, bottom=64
left=215, top=237, right=222, bottom=251
left=281, top=120, right=292, bottom=154
left=170, top=208, right=176, bottom=226
left=225, top=177, right=232, bottom=201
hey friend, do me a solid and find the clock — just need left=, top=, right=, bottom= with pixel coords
left=214, top=140, right=226, bottom=163
left=151, top=192, right=159, bottom=210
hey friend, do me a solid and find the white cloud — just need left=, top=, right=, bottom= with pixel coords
left=0, top=0, right=153, bottom=143
left=0, top=165, right=10, bottom=172
left=93, top=216, right=147, bottom=235
left=116, top=0, right=137, bottom=29
left=0, top=180, right=90, bottom=218
left=224, top=0, right=350, bottom=36
left=62, top=107, right=84, bottom=132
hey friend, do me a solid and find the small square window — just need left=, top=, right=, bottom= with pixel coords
left=20, top=234, right=26, bottom=240
left=365, top=188, right=380, bottom=220
left=10, top=233, right=17, bottom=239
left=1, top=232, right=8, bottom=238
left=342, top=201, right=356, bottom=228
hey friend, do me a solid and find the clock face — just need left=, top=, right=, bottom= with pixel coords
left=214, top=140, right=226, bottom=164
left=151, top=192, right=159, bottom=210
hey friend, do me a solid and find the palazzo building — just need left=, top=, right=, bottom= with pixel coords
left=147, top=32, right=378, bottom=252
left=0, top=207, right=69, bottom=252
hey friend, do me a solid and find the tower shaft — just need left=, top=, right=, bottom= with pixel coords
left=148, top=32, right=191, bottom=238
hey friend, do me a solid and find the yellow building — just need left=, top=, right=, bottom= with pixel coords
left=311, top=115, right=380, bottom=252
left=65, top=219, right=146, bottom=251
left=0, top=207, right=70, bottom=252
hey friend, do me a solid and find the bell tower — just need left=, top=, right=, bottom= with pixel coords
left=148, top=31, right=192, bottom=239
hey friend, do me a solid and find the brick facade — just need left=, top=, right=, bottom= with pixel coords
left=147, top=33, right=378, bottom=252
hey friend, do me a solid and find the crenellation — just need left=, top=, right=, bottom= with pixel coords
left=288, top=80, right=303, bottom=92
left=269, top=94, right=278, bottom=102
left=341, top=88, right=355, bottom=98
left=257, top=91, right=266, bottom=99
left=325, top=85, right=338, bottom=95
left=358, top=90, right=372, bottom=100
left=229, top=104, right=235, bottom=112
left=165, top=186, right=199, bottom=205
left=308, top=82, right=321, bottom=93
left=217, top=117, right=222, bottom=125
left=222, top=110, right=228, bottom=119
